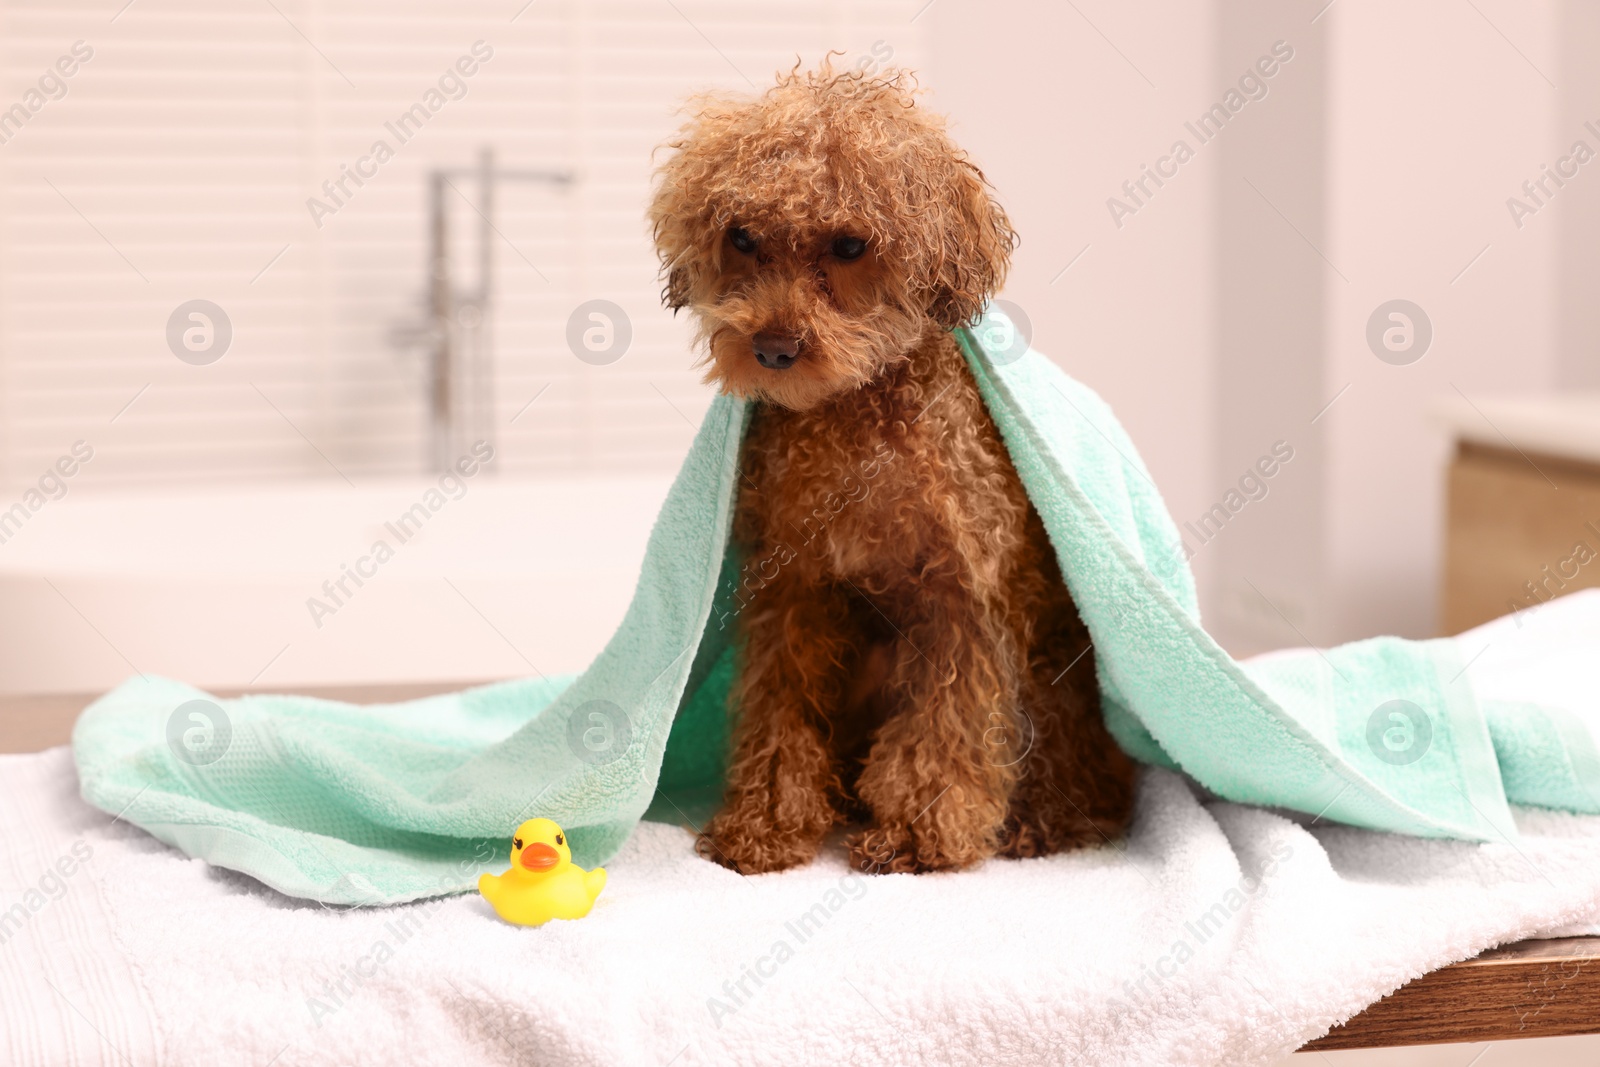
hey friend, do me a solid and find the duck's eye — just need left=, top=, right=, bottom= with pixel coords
left=831, top=236, right=866, bottom=261
left=555, top=833, right=564, bottom=846
left=513, top=838, right=522, bottom=849
left=728, top=227, right=756, bottom=254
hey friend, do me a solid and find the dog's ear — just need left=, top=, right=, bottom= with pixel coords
left=650, top=212, right=697, bottom=313
left=661, top=265, right=690, bottom=313
left=925, top=158, right=1018, bottom=329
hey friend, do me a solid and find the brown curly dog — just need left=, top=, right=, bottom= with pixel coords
left=648, top=63, right=1137, bottom=875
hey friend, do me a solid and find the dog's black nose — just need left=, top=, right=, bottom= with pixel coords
left=752, top=332, right=800, bottom=370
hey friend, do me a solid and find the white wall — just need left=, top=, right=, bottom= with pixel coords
left=1322, top=0, right=1560, bottom=644
left=932, top=0, right=1572, bottom=650
left=926, top=0, right=1221, bottom=613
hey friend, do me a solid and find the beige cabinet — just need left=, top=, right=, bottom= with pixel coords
left=1437, top=398, right=1600, bottom=635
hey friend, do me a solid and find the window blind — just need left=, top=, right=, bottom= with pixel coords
left=0, top=0, right=925, bottom=491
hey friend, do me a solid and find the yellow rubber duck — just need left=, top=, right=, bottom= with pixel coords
left=478, top=818, right=606, bottom=927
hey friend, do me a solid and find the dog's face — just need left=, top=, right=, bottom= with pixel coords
left=649, top=66, right=1016, bottom=411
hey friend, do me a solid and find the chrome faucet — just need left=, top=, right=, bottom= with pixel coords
left=394, top=148, right=572, bottom=472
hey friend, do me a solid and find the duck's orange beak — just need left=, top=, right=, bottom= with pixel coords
left=519, top=843, right=560, bottom=871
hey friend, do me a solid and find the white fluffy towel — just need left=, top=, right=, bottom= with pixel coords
left=6, top=594, right=1600, bottom=1066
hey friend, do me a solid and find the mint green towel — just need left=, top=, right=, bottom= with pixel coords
left=72, top=313, right=1600, bottom=903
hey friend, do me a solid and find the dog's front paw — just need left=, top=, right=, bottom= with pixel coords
left=995, top=808, right=1112, bottom=859
left=845, top=826, right=916, bottom=874
left=695, top=810, right=823, bottom=875
left=845, top=823, right=987, bottom=875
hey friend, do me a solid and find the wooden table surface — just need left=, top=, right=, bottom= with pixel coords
left=1303, top=938, right=1600, bottom=1050
left=4, top=684, right=1597, bottom=1051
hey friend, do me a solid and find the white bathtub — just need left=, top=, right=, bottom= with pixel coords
left=0, top=475, right=675, bottom=696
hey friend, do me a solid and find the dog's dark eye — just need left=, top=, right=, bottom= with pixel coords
left=831, top=236, right=867, bottom=261
left=728, top=227, right=756, bottom=254
left=555, top=833, right=564, bottom=846
left=513, top=838, right=522, bottom=850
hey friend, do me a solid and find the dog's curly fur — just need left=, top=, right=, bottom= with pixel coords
left=649, top=62, right=1136, bottom=875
